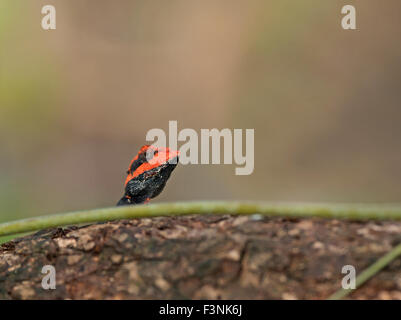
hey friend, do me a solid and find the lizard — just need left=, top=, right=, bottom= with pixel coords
left=117, top=145, right=179, bottom=206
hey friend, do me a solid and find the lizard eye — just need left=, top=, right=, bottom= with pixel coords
left=126, top=170, right=130, bottom=174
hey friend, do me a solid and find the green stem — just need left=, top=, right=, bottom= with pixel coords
left=328, top=242, right=401, bottom=300
left=1, top=201, right=401, bottom=237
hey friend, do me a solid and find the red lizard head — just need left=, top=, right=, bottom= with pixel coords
left=117, top=145, right=179, bottom=206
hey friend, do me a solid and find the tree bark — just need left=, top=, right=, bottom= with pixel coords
left=1, top=214, right=401, bottom=299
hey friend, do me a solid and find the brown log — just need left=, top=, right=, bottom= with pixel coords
left=1, top=215, right=401, bottom=299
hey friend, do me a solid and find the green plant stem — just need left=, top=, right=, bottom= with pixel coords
left=328, top=242, right=401, bottom=300
left=1, top=201, right=401, bottom=237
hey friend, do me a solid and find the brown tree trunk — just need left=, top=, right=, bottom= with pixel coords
left=1, top=214, right=401, bottom=299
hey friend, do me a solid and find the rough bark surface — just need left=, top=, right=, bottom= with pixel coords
left=1, top=214, right=401, bottom=300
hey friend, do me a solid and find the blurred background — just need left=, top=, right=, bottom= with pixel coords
left=1, top=0, right=400, bottom=225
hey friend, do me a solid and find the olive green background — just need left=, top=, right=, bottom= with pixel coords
left=1, top=1, right=400, bottom=223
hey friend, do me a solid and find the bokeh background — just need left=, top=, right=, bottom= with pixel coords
left=1, top=0, right=401, bottom=225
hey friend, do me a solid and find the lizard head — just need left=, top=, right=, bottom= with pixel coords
left=117, top=145, right=179, bottom=206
